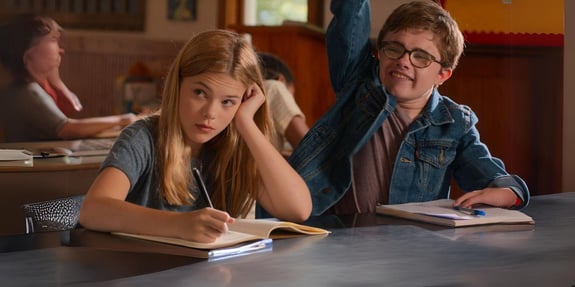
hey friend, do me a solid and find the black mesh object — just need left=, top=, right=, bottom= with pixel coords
left=22, top=195, right=85, bottom=233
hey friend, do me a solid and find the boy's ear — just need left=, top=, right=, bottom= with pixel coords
left=436, top=67, right=453, bottom=86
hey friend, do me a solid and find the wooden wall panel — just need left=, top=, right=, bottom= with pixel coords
left=59, top=36, right=183, bottom=118
left=442, top=45, right=563, bottom=196
left=232, top=25, right=335, bottom=126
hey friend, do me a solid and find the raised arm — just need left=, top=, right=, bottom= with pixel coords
left=326, top=0, right=373, bottom=94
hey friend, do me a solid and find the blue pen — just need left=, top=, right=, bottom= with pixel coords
left=454, top=206, right=486, bottom=216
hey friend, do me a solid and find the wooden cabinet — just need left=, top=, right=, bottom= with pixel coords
left=442, top=45, right=563, bottom=196
left=232, top=25, right=335, bottom=126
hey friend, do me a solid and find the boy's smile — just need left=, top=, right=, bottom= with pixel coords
left=378, top=28, right=452, bottom=112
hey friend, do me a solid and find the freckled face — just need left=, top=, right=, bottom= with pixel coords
left=378, top=29, right=451, bottom=106
left=179, top=73, right=245, bottom=151
left=24, top=29, right=63, bottom=75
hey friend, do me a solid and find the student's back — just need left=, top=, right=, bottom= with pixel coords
left=258, top=52, right=309, bottom=151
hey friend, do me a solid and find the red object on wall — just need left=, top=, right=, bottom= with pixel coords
left=464, top=32, right=564, bottom=47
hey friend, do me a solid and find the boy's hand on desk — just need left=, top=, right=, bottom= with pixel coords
left=453, top=187, right=518, bottom=209
left=177, top=208, right=235, bottom=243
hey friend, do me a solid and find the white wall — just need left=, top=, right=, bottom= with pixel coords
left=563, top=0, right=574, bottom=192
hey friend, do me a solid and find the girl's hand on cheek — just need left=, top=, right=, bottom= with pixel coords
left=234, top=83, right=265, bottom=126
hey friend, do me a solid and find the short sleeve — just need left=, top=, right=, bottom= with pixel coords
left=100, top=120, right=156, bottom=192
left=265, top=80, right=305, bottom=147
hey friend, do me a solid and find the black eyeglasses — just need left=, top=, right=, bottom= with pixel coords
left=380, top=41, right=443, bottom=68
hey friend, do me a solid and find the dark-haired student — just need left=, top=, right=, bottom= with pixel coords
left=258, top=52, right=309, bottom=151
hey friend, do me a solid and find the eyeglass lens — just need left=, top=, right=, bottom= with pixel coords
left=381, top=42, right=436, bottom=68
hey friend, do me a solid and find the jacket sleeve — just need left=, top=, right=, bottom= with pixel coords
left=326, top=0, right=373, bottom=94
left=451, top=107, right=530, bottom=209
left=489, top=175, right=530, bottom=210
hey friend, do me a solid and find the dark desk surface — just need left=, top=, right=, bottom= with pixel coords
left=0, top=138, right=113, bottom=235
left=0, top=138, right=112, bottom=172
left=1, top=192, right=574, bottom=287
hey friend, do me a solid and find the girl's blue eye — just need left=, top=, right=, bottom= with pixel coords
left=222, top=99, right=236, bottom=106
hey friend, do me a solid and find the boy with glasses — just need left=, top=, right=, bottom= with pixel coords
left=288, top=0, right=530, bottom=215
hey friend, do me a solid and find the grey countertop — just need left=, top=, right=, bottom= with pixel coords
left=1, top=192, right=574, bottom=287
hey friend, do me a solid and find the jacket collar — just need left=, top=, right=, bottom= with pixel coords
left=409, top=89, right=455, bottom=132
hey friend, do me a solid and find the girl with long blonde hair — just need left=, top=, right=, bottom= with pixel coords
left=79, top=30, right=311, bottom=243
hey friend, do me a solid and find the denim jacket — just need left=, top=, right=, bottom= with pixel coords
left=287, top=0, right=529, bottom=216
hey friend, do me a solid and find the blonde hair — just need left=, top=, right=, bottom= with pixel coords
left=157, top=30, right=271, bottom=217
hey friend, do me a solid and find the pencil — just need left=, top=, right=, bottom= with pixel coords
left=192, top=167, right=213, bottom=208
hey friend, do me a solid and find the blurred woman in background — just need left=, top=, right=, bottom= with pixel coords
left=0, top=15, right=138, bottom=142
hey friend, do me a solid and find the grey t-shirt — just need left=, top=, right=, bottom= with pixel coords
left=101, top=117, right=207, bottom=211
left=0, top=82, right=67, bottom=142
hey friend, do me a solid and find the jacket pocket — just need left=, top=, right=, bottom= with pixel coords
left=414, top=140, right=457, bottom=196
left=416, top=140, right=457, bottom=168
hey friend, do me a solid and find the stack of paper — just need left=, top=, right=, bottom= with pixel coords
left=376, top=199, right=535, bottom=228
left=0, top=149, right=33, bottom=167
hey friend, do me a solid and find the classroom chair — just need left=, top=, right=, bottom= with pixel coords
left=22, top=195, right=85, bottom=233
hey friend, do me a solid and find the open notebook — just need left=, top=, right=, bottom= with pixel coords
left=376, top=199, right=535, bottom=228
left=31, top=138, right=116, bottom=158
left=0, top=138, right=116, bottom=158
left=59, top=138, right=116, bottom=157
left=112, top=219, right=330, bottom=258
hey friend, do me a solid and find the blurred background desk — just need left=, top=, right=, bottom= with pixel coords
left=0, top=193, right=574, bottom=286
left=0, top=139, right=113, bottom=235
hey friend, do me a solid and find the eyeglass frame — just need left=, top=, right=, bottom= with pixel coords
left=379, top=41, right=444, bottom=68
